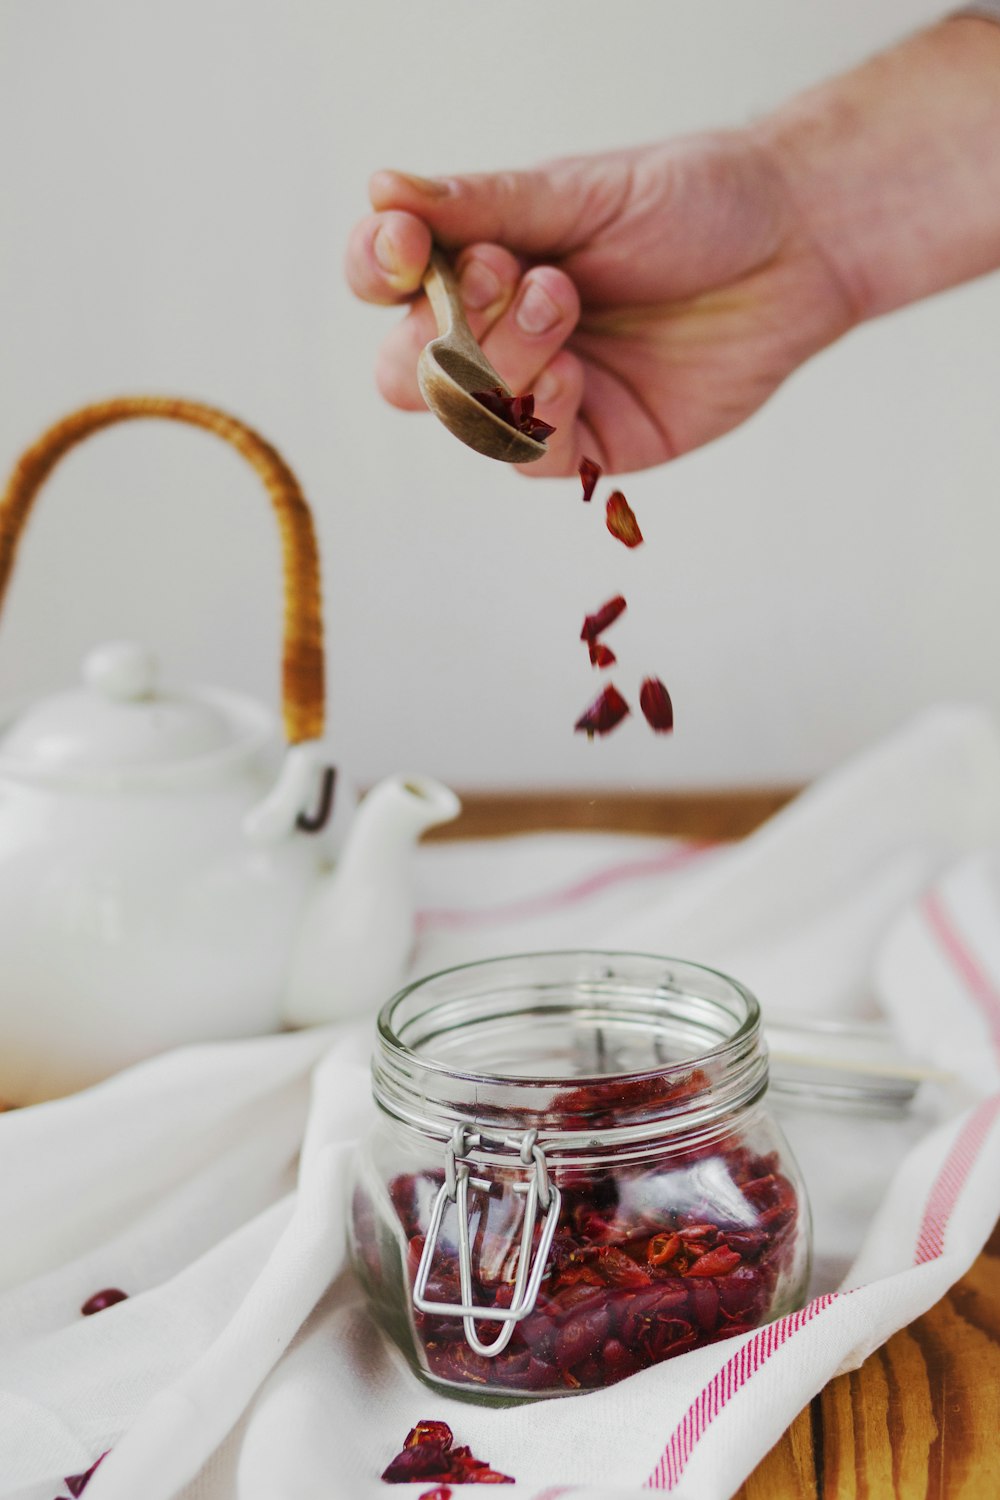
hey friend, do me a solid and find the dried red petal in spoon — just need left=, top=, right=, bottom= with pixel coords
left=606, top=491, right=643, bottom=548
left=575, top=684, right=631, bottom=738
left=471, top=387, right=555, bottom=443
left=80, top=1288, right=128, bottom=1315
left=639, top=677, right=674, bottom=733
left=588, top=640, right=616, bottom=668
left=580, top=595, right=626, bottom=644
left=470, top=387, right=510, bottom=422
left=578, top=455, right=602, bottom=503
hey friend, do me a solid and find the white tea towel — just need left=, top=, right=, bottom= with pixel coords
left=2, top=703, right=1000, bottom=1500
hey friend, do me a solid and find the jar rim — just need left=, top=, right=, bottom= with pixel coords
left=378, top=948, right=760, bottom=1084
left=373, top=950, right=768, bottom=1148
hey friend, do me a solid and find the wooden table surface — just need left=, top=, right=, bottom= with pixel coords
left=436, top=789, right=1000, bottom=1500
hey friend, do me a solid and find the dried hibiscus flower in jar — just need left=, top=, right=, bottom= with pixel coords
left=387, top=1119, right=802, bottom=1397
left=351, top=954, right=811, bottom=1402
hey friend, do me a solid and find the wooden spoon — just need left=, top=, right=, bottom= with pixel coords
left=417, top=248, right=548, bottom=463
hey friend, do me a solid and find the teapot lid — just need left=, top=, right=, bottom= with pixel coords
left=0, top=642, right=272, bottom=783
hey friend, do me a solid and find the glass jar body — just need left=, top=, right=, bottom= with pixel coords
left=350, top=952, right=811, bottom=1400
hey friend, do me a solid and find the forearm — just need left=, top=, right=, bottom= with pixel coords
left=752, top=15, right=1000, bottom=321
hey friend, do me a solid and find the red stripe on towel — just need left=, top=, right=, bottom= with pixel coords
left=644, top=1294, right=838, bottom=1490
left=914, top=1093, right=1000, bottom=1264
left=644, top=1083, right=1000, bottom=1489
left=415, top=840, right=714, bottom=932
left=922, top=888, right=1000, bottom=1065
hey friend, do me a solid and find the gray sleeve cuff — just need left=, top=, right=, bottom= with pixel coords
left=951, top=4, right=1000, bottom=20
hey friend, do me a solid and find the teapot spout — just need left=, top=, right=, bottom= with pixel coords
left=281, top=774, right=461, bottom=1027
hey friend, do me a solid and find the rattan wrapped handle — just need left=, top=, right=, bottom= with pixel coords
left=0, top=396, right=324, bottom=744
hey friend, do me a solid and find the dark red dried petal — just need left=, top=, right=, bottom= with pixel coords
left=687, top=1246, right=742, bottom=1278
left=605, top=491, right=643, bottom=547
left=588, top=640, right=616, bottom=668
left=450, top=1446, right=487, bottom=1475
left=574, top=685, right=630, bottom=738
left=80, top=1289, right=128, bottom=1316
left=383, top=1442, right=452, bottom=1482
left=639, top=677, right=674, bottom=733
left=593, top=1245, right=653, bottom=1288
left=580, top=595, right=627, bottom=643
left=578, top=456, right=602, bottom=503
left=406, top=1420, right=453, bottom=1451
left=525, top=416, right=556, bottom=442
left=601, top=1337, right=645, bottom=1382
left=690, top=1279, right=721, bottom=1330
left=384, top=1423, right=513, bottom=1484
left=647, top=1233, right=681, bottom=1267
left=470, top=387, right=554, bottom=443
left=64, top=1454, right=108, bottom=1497
left=419, top=1488, right=454, bottom=1500
left=510, top=392, right=535, bottom=427
left=554, top=1304, right=611, bottom=1368
left=470, top=387, right=511, bottom=422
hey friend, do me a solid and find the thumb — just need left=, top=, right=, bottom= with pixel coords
left=368, top=163, right=605, bottom=258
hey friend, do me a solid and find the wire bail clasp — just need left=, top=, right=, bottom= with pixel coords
left=411, top=1124, right=562, bottom=1358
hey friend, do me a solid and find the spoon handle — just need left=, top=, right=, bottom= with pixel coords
left=423, top=248, right=505, bottom=380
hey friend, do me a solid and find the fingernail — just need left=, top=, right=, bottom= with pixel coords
left=394, top=171, right=453, bottom=198
left=460, top=259, right=501, bottom=311
left=373, top=227, right=399, bottom=275
left=535, top=366, right=560, bottom=404
left=516, top=280, right=561, bottom=336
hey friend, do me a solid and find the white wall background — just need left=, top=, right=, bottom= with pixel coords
left=0, top=0, right=996, bottom=792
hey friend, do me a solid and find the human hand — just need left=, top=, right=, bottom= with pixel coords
left=345, top=134, right=857, bottom=477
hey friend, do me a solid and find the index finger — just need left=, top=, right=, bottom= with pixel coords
left=344, top=210, right=433, bottom=305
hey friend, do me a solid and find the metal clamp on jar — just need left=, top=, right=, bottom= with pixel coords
left=350, top=951, right=812, bottom=1400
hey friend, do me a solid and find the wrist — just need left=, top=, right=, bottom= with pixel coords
left=750, top=18, right=1000, bottom=323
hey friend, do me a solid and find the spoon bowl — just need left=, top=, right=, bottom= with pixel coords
left=417, top=249, right=549, bottom=464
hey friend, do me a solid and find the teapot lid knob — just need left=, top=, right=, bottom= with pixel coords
left=83, top=641, right=158, bottom=702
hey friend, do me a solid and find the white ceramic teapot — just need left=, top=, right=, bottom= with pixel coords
left=0, top=398, right=460, bottom=1104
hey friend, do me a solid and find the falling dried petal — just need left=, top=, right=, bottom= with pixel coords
left=64, top=1454, right=108, bottom=1497
left=588, top=640, right=616, bottom=668
left=606, top=491, right=643, bottom=548
left=80, top=1288, right=128, bottom=1316
left=470, top=388, right=554, bottom=443
left=575, top=684, right=631, bottom=738
left=578, top=456, right=602, bottom=503
left=580, top=595, right=627, bottom=643
left=639, top=677, right=674, bottom=733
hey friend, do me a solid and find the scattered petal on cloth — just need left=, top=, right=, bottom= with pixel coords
left=2, top=704, right=1000, bottom=1500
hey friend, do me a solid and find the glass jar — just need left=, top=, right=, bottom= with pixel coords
left=349, top=951, right=811, bottom=1400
